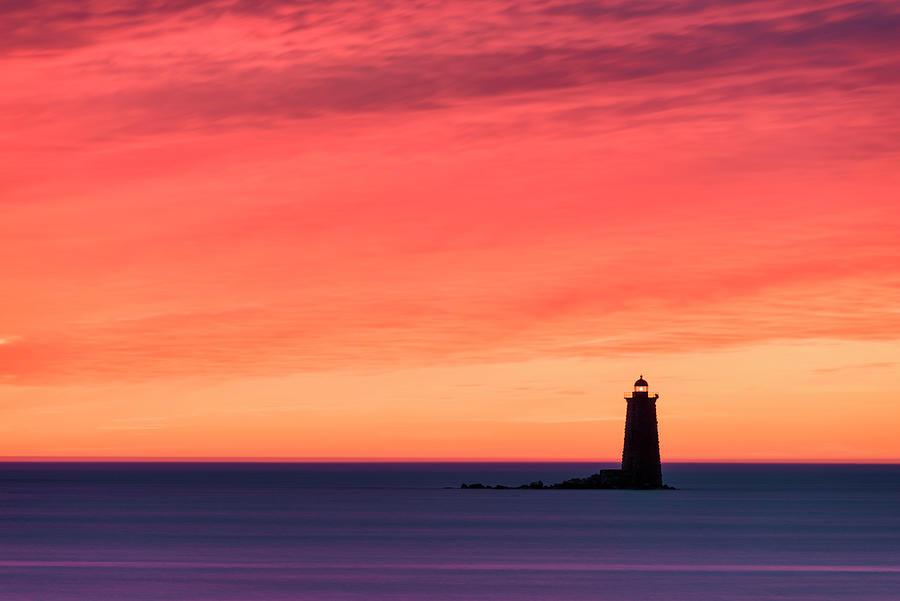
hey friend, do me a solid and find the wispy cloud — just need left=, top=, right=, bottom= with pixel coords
left=813, top=361, right=897, bottom=374
left=2, top=0, right=898, bottom=157
left=0, top=0, right=897, bottom=385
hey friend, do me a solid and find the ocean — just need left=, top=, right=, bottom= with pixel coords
left=0, top=463, right=897, bottom=600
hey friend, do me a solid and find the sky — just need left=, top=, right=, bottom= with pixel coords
left=1, top=0, right=898, bottom=461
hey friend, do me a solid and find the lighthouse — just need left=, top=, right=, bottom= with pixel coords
left=621, top=376, right=663, bottom=488
left=460, top=375, right=670, bottom=489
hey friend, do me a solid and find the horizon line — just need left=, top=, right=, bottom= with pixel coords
left=1, top=456, right=898, bottom=464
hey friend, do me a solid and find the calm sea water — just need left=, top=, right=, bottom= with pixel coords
left=0, top=463, right=897, bottom=600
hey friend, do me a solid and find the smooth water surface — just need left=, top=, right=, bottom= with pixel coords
left=0, top=463, right=897, bottom=600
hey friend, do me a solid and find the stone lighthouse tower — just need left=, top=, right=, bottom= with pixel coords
left=621, top=376, right=663, bottom=488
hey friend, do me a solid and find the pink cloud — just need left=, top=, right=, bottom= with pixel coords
left=0, top=0, right=898, bottom=385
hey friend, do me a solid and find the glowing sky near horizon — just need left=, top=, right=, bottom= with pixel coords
left=1, top=0, right=899, bottom=460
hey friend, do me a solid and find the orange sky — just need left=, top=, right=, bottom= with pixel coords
left=1, top=0, right=898, bottom=461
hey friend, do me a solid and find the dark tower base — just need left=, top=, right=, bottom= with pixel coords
left=622, top=377, right=662, bottom=488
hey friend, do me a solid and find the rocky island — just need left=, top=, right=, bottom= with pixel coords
left=461, top=377, right=673, bottom=490
left=461, top=469, right=676, bottom=489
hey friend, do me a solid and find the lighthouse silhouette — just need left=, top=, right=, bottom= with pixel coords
left=621, top=375, right=663, bottom=488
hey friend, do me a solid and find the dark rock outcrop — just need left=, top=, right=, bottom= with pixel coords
left=461, top=469, right=674, bottom=490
